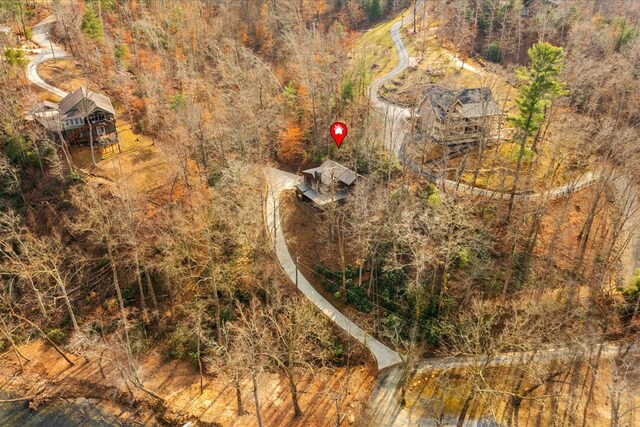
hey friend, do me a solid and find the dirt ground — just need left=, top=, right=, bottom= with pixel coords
left=280, top=193, right=372, bottom=321
left=536, top=187, right=598, bottom=268
left=0, top=340, right=375, bottom=426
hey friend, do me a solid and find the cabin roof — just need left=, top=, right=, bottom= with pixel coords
left=301, top=159, right=358, bottom=187
left=422, top=85, right=501, bottom=121
left=59, top=87, right=116, bottom=117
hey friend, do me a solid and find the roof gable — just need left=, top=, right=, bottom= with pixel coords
left=423, top=85, right=501, bottom=120
left=59, top=87, right=116, bottom=117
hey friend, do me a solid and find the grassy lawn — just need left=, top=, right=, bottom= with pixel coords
left=445, top=105, right=595, bottom=192
left=354, top=12, right=405, bottom=82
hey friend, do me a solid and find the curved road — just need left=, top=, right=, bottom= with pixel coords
left=27, top=16, right=69, bottom=98
left=263, top=1, right=601, bottom=379
left=26, top=14, right=404, bottom=371
left=361, top=6, right=631, bottom=426
left=265, top=168, right=403, bottom=370
left=369, top=10, right=598, bottom=200
left=26, top=11, right=639, bottom=427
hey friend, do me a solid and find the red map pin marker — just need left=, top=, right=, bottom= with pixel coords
left=330, top=122, right=348, bottom=148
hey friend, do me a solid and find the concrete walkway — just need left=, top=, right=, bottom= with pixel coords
left=265, top=168, right=403, bottom=371
left=26, top=15, right=69, bottom=99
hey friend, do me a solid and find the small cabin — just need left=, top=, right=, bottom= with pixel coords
left=419, top=85, right=502, bottom=147
left=296, top=160, right=359, bottom=207
left=29, top=87, right=118, bottom=147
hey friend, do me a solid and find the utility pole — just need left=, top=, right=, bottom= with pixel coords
left=413, top=1, right=417, bottom=33
left=48, top=32, right=56, bottom=62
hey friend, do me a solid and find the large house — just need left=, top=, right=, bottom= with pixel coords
left=29, top=87, right=118, bottom=146
left=419, top=85, right=502, bottom=147
left=296, top=160, right=359, bottom=207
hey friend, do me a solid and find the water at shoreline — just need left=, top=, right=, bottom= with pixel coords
left=0, top=395, right=127, bottom=426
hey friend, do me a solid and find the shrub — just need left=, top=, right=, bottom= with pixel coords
left=3, top=48, right=27, bottom=68
left=345, top=281, right=372, bottom=312
left=5, top=137, right=42, bottom=167
left=165, top=324, right=197, bottom=361
left=340, top=79, right=354, bottom=107
left=81, top=7, right=103, bottom=40
left=207, top=169, right=223, bottom=187
left=321, top=334, right=345, bottom=364
left=484, top=42, right=504, bottom=64
left=67, top=170, right=83, bottom=183
left=114, top=43, right=129, bottom=65
left=623, top=271, right=640, bottom=302
left=454, top=247, right=470, bottom=269
left=170, top=92, right=187, bottom=111
left=365, top=0, right=382, bottom=21
left=46, top=329, right=66, bottom=344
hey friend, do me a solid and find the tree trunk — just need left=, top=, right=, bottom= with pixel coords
left=251, top=370, right=263, bottom=427
left=457, top=388, right=475, bottom=427
left=628, top=289, right=640, bottom=333
left=197, top=311, right=204, bottom=395
left=338, top=214, right=347, bottom=301
left=212, top=272, right=222, bottom=343
left=133, top=251, right=147, bottom=315
left=56, top=128, right=75, bottom=173
left=12, top=311, right=74, bottom=365
left=286, top=368, right=302, bottom=417
left=413, top=0, right=417, bottom=33
left=27, top=276, right=48, bottom=320
left=107, top=242, right=128, bottom=331
left=576, top=187, right=603, bottom=268
left=144, top=270, right=158, bottom=309
left=18, top=2, right=27, bottom=40
left=106, top=240, right=134, bottom=375
left=507, top=135, right=527, bottom=221
left=87, top=116, right=97, bottom=167
left=54, top=271, right=80, bottom=335
left=234, top=374, right=245, bottom=416
left=0, top=319, right=30, bottom=371
left=581, top=345, right=603, bottom=427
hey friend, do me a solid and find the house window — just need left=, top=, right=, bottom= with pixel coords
left=96, top=126, right=105, bottom=135
left=464, top=125, right=480, bottom=134
left=90, top=112, right=106, bottom=123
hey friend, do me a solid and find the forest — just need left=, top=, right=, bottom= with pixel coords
left=0, top=0, right=639, bottom=426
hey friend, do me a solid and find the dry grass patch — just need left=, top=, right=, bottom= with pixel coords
left=37, top=59, right=89, bottom=94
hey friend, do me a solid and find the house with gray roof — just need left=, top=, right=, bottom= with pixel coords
left=419, top=85, right=502, bottom=147
left=296, top=160, right=359, bottom=207
left=29, top=87, right=118, bottom=147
